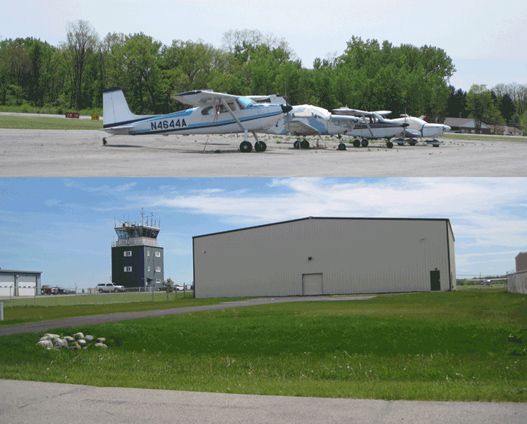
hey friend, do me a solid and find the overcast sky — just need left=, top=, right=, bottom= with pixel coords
left=1, top=178, right=525, bottom=289
left=2, top=0, right=527, bottom=91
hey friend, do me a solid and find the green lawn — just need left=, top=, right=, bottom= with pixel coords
left=1, top=290, right=526, bottom=401
left=0, top=115, right=103, bottom=130
left=0, top=293, right=232, bottom=326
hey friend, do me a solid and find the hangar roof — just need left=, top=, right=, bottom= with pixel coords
left=194, top=216, right=454, bottom=241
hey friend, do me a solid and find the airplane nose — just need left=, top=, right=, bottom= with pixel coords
left=444, top=125, right=451, bottom=132
left=281, top=104, right=293, bottom=114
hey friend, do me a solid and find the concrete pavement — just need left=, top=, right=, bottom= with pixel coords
left=1, top=129, right=526, bottom=177
left=1, top=379, right=526, bottom=424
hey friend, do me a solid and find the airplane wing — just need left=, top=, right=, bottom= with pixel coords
left=173, top=90, right=241, bottom=107
left=374, top=110, right=392, bottom=116
left=249, top=94, right=287, bottom=104
left=332, top=107, right=372, bottom=117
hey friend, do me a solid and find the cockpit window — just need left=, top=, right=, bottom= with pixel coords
left=237, top=97, right=255, bottom=109
left=201, top=106, right=213, bottom=116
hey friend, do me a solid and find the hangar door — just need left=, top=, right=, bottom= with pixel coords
left=302, top=273, right=323, bottom=295
left=18, top=275, right=37, bottom=296
left=0, top=274, right=14, bottom=297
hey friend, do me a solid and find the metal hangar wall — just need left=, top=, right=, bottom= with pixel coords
left=192, top=217, right=456, bottom=298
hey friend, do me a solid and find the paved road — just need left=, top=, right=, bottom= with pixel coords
left=0, top=296, right=374, bottom=336
left=1, top=379, right=526, bottom=424
left=1, top=129, right=526, bottom=177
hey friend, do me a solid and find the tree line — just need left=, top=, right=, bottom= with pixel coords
left=1, top=21, right=526, bottom=131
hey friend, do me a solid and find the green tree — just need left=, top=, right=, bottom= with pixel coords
left=466, top=84, right=504, bottom=134
left=498, top=93, right=516, bottom=123
left=65, top=20, right=99, bottom=109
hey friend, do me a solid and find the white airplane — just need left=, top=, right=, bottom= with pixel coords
left=250, top=95, right=360, bottom=149
left=332, top=107, right=406, bottom=148
left=102, top=87, right=293, bottom=152
left=381, top=114, right=451, bottom=147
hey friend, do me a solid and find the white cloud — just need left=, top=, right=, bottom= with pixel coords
left=141, top=178, right=527, bottom=255
left=63, top=179, right=137, bottom=194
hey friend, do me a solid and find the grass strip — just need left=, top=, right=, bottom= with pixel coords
left=1, top=290, right=526, bottom=401
left=0, top=115, right=103, bottom=130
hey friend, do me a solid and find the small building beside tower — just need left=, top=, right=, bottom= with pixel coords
left=111, top=212, right=164, bottom=289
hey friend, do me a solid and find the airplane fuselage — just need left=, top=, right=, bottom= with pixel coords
left=104, top=103, right=284, bottom=137
left=346, top=120, right=404, bottom=139
left=390, top=116, right=451, bottom=139
left=265, top=105, right=356, bottom=137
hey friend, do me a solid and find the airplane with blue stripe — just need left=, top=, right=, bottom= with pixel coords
left=102, top=87, right=292, bottom=152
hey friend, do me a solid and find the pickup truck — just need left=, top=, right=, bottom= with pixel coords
left=96, top=282, right=125, bottom=293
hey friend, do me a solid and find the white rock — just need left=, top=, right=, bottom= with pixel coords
left=95, top=343, right=108, bottom=349
left=85, top=335, right=94, bottom=342
left=45, top=333, right=60, bottom=339
left=64, top=336, right=75, bottom=343
left=53, top=338, right=64, bottom=347
left=78, top=339, right=87, bottom=346
left=73, top=332, right=84, bottom=340
left=39, top=336, right=51, bottom=342
left=37, top=340, right=53, bottom=349
left=97, top=338, right=106, bottom=343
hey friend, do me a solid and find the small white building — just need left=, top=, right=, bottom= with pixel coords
left=193, top=217, right=456, bottom=298
left=0, top=269, right=42, bottom=297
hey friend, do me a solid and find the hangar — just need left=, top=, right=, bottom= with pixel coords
left=192, top=217, right=456, bottom=298
left=0, top=269, right=42, bottom=297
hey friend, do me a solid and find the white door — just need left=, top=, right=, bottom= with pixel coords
left=18, top=275, right=37, bottom=296
left=0, top=274, right=14, bottom=297
left=302, top=273, right=323, bottom=295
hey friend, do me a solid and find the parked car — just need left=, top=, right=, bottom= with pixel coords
left=96, top=282, right=125, bottom=293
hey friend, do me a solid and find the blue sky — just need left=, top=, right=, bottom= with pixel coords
left=2, top=0, right=527, bottom=91
left=0, top=178, right=525, bottom=289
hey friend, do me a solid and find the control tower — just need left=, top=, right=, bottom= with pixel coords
left=111, top=211, right=164, bottom=289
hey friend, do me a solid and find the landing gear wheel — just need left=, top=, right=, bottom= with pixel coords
left=409, top=141, right=417, bottom=146
left=361, top=140, right=369, bottom=147
left=254, top=141, right=267, bottom=152
left=387, top=141, right=394, bottom=149
left=397, top=142, right=405, bottom=146
left=294, top=140, right=300, bottom=149
left=300, top=140, right=310, bottom=149
left=338, top=143, right=347, bottom=151
left=353, top=139, right=361, bottom=148
left=103, top=138, right=107, bottom=145
left=240, top=141, right=253, bottom=152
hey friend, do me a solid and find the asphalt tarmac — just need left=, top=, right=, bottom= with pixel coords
left=1, top=129, right=526, bottom=177
left=2, top=379, right=526, bottom=424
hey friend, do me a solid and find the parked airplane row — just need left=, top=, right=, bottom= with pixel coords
left=102, top=87, right=450, bottom=152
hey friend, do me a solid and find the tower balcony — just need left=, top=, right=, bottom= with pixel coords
left=112, top=237, right=163, bottom=248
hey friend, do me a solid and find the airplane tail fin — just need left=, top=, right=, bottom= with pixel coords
left=103, top=87, right=139, bottom=128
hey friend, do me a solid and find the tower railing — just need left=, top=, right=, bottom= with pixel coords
left=112, top=238, right=163, bottom=248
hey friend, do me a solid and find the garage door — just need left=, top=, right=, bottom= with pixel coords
left=0, top=274, right=14, bottom=297
left=18, top=275, right=37, bottom=296
left=302, top=273, right=323, bottom=295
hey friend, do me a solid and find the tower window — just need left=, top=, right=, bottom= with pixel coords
left=155, top=267, right=161, bottom=272
left=124, top=266, right=132, bottom=272
left=124, top=251, right=132, bottom=257
left=155, top=251, right=161, bottom=257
